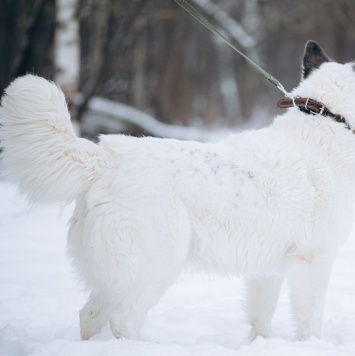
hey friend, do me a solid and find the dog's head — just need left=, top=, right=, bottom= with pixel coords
left=291, top=40, right=355, bottom=128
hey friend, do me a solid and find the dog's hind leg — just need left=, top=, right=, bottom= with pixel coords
left=246, top=276, right=284, bottom=340
left=108, top=267, right=185, bottom=340
left=287, top=252, right=334, bottom=340
left=82, top=198, right=191, bottom=340
left=108, top=231, right=190, bottom=338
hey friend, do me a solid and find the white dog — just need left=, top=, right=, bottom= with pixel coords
left=1, top=41, right=355, bottom=341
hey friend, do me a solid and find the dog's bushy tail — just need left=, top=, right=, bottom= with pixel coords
left=0, top=74, right=106, bottom=203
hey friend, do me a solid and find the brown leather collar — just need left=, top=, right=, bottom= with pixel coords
left=277, top=97, right=353, bottom=132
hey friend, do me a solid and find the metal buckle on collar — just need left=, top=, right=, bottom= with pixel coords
left=301, top=98, right=325, bottom=116
left=305, top=98, right=310, bottom=110
left=318, top=103, right=325, bottom=115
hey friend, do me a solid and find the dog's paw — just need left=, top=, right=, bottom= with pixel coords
left=108, top=309, right=141, bottom=340
left=249, top=322, right=271, bottom=342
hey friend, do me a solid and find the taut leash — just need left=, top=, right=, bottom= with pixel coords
left=173, top=0, right=291, bottom=97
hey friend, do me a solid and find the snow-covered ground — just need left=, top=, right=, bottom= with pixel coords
left=1, top=180, right=355, bottom=356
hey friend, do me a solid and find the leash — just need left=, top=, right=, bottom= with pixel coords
left=173, top=0, right=352, bottom=132
left=173, top=0, right=290, bottom=97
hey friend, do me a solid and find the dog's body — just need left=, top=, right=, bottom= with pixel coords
left=1, top=41, right=355, bottom=341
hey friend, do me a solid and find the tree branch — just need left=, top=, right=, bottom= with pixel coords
left=85, top=96, right=227, bottom=142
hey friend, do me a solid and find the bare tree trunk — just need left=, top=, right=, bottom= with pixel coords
left=0, top=0, right=55, bottom=96
left=55, top=0, right=80, bottom=123
left=77, top=0, right=148, bottom=123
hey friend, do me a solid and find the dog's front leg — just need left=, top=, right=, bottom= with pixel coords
left=246, top=276, right=284, bottom=340
left=287, top=252, right=335, bottom=340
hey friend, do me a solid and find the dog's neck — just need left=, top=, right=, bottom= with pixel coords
left=277, top=97, right=354, bottom=133
left=275, top=106, right=355, bottom=181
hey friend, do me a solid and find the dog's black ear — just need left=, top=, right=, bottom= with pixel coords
left=302, top=41, right=330, bottom=79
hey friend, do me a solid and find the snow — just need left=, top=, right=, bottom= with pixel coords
left=1, top=179, right=355, bottom=356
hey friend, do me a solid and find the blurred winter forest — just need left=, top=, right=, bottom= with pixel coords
left=1, top=0, right=355, bottom=140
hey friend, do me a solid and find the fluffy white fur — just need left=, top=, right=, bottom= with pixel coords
left=1, top=42, right=355, bottom=341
